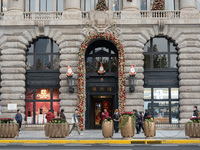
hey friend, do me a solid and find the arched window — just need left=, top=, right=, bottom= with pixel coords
left=26, top=38, right=60, bottom=70
left=144, top=37, right=178, bottom=69
left=1, top=0, right=7, bottom=12
left=143, top=37, right=179, bottom=124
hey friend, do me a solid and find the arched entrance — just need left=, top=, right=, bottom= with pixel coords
left=78, top=32, right=125, bottom=130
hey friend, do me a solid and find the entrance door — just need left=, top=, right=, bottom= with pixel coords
left=90, top=95, right=113, bottom=129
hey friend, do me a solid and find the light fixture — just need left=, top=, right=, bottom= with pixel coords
left=129, top=64, right=137, bottom=93
left=66, top=65, right=75, bottom=94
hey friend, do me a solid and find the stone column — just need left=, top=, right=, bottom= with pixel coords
left=4, top=0, right=24, bottom=19
left=63, top=0, right=81, bottom=19
left=180, top=0, right=199, bottom=18
left=123, top=0, right=139, bottom=11
left=0, top=36, right=27, bottom=119
left=65, top=0, right=80, bottom=11
left=178, top=33, right=200, bottom=123
left=180, top=0, right=196, bottom=10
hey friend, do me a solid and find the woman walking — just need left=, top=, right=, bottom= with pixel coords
left=113, top=109, right=120, bottom=133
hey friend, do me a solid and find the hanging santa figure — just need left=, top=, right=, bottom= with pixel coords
left=129, top=64, right=136, bottom=76
left=98, top=62, right=105, bottom=75
left=66, top=65, right=74, bottom=77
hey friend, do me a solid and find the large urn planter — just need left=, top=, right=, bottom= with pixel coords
left=144, top=121, right=155, bottom=138
left=102, top=118, right=114, bottom=139
left=0, top=118, right=19, bottom=138
left=45, top=118, right=69, bottom=138
left=185, top=123, right=200, bottom=138
left=119, top=112, right=136, bottom=139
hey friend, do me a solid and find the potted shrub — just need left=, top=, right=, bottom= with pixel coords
left=45, top=118, right=69, bottom=138
left=0, top=118, right=19, bottom=138
left=144, top=115, right=155, bottom=138
left=102, top=117, right=114, bottom=139
left=119, top=112, right=136, bottom=139
left=185, top=117, right=200, bottom=138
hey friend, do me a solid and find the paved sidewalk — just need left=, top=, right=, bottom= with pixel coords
left=16, top=130, right=187, bottom=140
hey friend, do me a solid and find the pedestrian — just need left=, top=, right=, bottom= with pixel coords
left=133, top=109, right=140, bottom=134
left=144, top=109, right=149, bottom=120
left=193, top=106, right=199, bottom=117
left=15, top=109, right=22, bottom=134
left=139, top=112, right=144, bottom=133
left=69, top=109, right=83, bottom=136
left=60, top=109, right=66, bottom=122
left=102, top=109, right=109, bottom=122
left=113, top=109, right=120, bottom=133
left=45, top=110, right=55, bottom=122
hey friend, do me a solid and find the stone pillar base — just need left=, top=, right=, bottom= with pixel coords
left=3, top=11, right=24, bottom=20
left=62, top=11, right=81, bottom=20
left=121, top=11, right=140, bottom=19
left=180, top=10, right=200, bottom=18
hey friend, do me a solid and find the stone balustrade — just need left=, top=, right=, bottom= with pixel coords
left=140, top=11, right=181, bottom=19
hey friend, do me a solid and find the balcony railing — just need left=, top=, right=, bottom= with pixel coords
left=113, top=11, right=121, bottom=19
left=140, top=10, right=180, bottom=18
left=0, top=12, right=4, bottom=20
left=24, top=12, right=63, bottom=20
left=82, top=11, right=89, bottom=19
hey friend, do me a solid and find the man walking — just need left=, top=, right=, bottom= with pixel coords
left=15, top=109, right=22, bottom=134
left=133, top=109, right=140, bottom=134
left=69, top=109, right=83, bottom=136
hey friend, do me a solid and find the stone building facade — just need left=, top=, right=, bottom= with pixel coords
left=0, top=0, right=200, bottom=129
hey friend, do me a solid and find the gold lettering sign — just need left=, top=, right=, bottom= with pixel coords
left=92, top=87, right=97, bottom=92
left=100, top=87, right=104, bottom=91
left=107, top=87, right=112, bottom=92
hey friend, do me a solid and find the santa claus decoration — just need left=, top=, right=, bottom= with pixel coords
left=66, top=65, right=74, bottom=77
left=98, top=62, right=106, bottom=75
left=129, top=64, right=136, bottom=76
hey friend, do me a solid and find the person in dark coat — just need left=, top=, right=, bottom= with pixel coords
left=113, top=109, right=120, bottom=133
left=139, top=112, right=144, bottom=133
left=193, top=106, right=199, bottom=117
left=45, top=110, right=55, bottom=122
left=60, top=109, right=66, bottom=122
left=144, top=109, right=149, bottom=120
left=133, top=109, right=140, bottom=134
left=15, top=109, right=22, bottom=133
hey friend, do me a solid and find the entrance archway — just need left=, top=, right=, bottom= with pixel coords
left=78, top=32, right=126, bottom=130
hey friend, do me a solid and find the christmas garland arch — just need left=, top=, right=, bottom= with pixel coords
left=78, top=32, right=126, bottom=130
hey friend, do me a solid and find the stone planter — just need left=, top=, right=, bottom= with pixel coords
left=102, top=121, right=114, bottom=138
left=120, top=116, right=135, bottom=138
left=185, top=123, right=200, bottom=138
left=144, top=121, right=155, bottom=137
left=0, top=123, right=19, bottom=138
left=45, top=123, right=69, bottom=138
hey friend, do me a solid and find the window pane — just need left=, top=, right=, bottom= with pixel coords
left=53, top=89, right=60, bottom=100
left=113, top=0, right=119, bottom=11
left=28, top=44, right=34, bottom=53
left=40, top=0, right=46, bottom=11
left=30, top=0, right=35, bottom=12
left=198, top=0, right=200, bottom=10
left=26, top=55, right=34, bottom=70
left=85, top=0, right=91, bottom=11
left=35, top=55, right=51, bottom=70
left=171, top=101, right=179, bottom=123
left=53, top=55, right=60, bottom=69
left=35, top=102, right=51, bottom=124
left=86, top=57, right=93, bottom=72
left=153, top=54, right=160, bottom=68
left=170, top=41, right=177, bottom=52
left=144, top=54, right=151, bottom=69
left=47, top=0, right=53, bottom=12
left=111, top=57, right=117, bottom=72
left=2, top=0, right=7, bottom=12
left=26, top=89, right=34, bottom=99
left=154, top=101, right=169, bottom=123
left=26, top=102, right=33, bottom=124
left=35, top=39, right=51, bottom=53
left=36, top=89, right=51, bottom=100
left=167, top=0, right=174, bottom=10
left=153, top=88, right=169, bottom=99
left=153, top=38, right=168, bottom=52
left=160, top=54, right=168, bottom=68
left=53, top=102, right=60, bottom=117
left=141, top=0, right=147, bottom=10
left=144, top=101, right=152, bottom=116
left=170, top=54, right=178, bottom=68
left=144, top=41, right=150, bottom=52
left=57, top=0, right=63, bottom=11
left=53, top=42, right=59, bottom=53
left=171, top=88, right=179, bottom=99
left=144, top=88, right=151, bottom=99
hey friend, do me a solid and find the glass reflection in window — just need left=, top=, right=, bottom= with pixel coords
left=36, top=89, right=51, bottom=100
left=113, top=0, right=119, bottom=11
left=171, top=88, right=179, bottom=99
left=144, top=88, right=151, bottom=99
left=53, top=89, right=60, bottom=100
left=35, top=55, right=51, bottom=70
left=57, top=0, right=63, bottom=11
left=47, top=0, right=53, bottom=12
left=141, top=0, right=147, bottom=10
left=111, top=57, right=117, bottom=72
left=26, top=55, right=34, bottom=70
left=171, top=101, right=179, bottom=123
left=154, top=101, right=169, bottom=123
left=153, top=88, right=169, bottom=99
left=35, top=39, right=51, bottom=53
left=170, top=54, right=177, bottom=68
left=144, top=101, right=152, bottom=116
left=153, top=38, right=168, bottom=52
left=2, top=0, right=7, bottom=12
left=35, top=102, right=50, bottom=124
left=40, top=0, right=46, bottom=11
left=26, top=89, right=34, bottom=100
left=144, top=54, right=150, bottom=69
left=53, top=55, right=60, bottom=70
left=29, top=0, right=35, bottom=12
left=26, top=102, right=33, bottom=123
